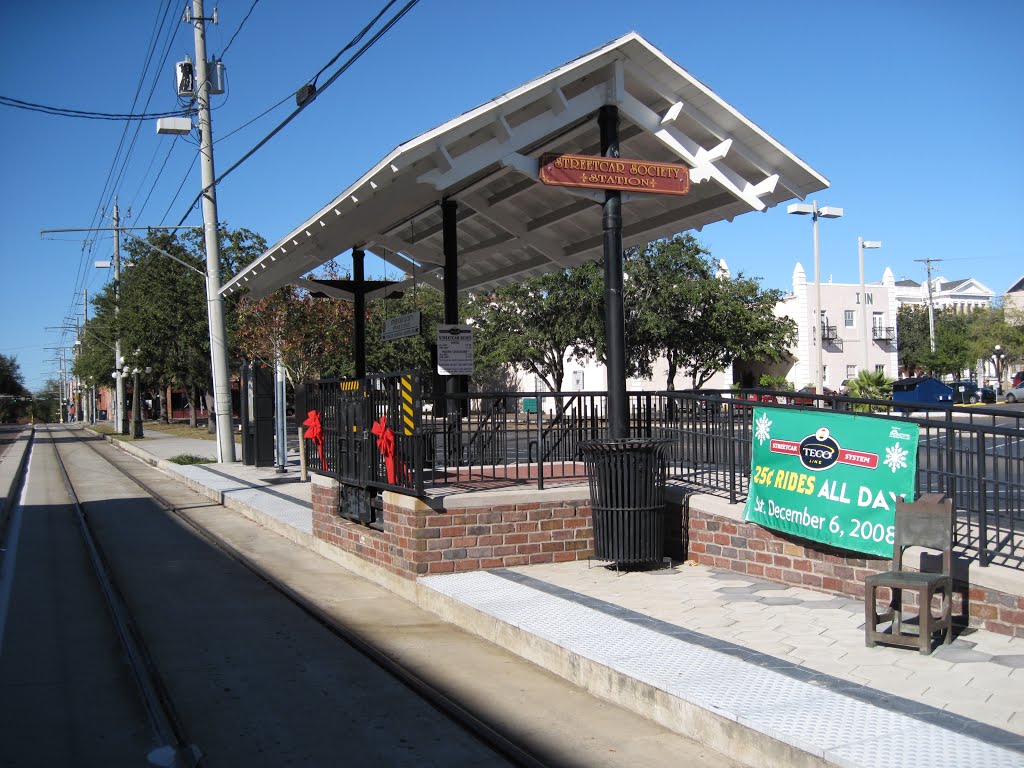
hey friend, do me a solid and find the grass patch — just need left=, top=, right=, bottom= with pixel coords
left=144, top=421, right=217, bottom=440
left=168, top=453, right=215, bottom=465
left=142, top=421, right=241, bottom=444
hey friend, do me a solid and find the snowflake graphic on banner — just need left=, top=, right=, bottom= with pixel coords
left=884, top=443, right=909, bottom=473
left=754, top=413, right=772, bottom=444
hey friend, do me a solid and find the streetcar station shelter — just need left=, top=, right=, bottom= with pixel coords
left=222, top=32, right=829, bottom=402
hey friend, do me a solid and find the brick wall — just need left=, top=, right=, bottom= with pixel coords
left=681, top=501, right=1024, bottom=638
left=310, top=475, right=593, bottom=580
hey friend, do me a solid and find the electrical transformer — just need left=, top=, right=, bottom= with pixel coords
left=208, top=59, right=226, bottom=95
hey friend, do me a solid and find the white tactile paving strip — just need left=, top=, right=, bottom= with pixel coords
left=170, top=463, right=313, bottom=534
left=420, top=570, right=1024, bottom=768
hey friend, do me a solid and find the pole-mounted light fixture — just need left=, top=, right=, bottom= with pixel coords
left=858, top=237, right=882, bottom=373
left=788, top=201, right=844, bottom=398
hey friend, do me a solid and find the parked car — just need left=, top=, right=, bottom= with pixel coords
left=949, top=380, right=996, bottom=404
left=1004, top=383, right=1024, bottom=403
left=743, top=387, right=778, bottom=404
left=792, top=386, right=836, bottom=406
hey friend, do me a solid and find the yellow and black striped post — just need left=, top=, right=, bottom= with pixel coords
left=399, top=374, right=416, bottom=436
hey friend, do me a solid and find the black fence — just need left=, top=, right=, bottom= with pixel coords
left=298, top=376, right=1024, bottom=568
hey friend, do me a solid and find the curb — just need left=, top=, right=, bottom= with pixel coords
left=415, top=580, right=828, bottom=768
left=0, top=426, right=34, bottom=532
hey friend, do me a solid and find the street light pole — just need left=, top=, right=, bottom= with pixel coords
left=132, top=367, right=143, bottom=438
left=191, top=0, right=235, bottom=463
left=858, top=237, right=882, bottom=373
left=788, top=201, right=844, bottom=397
left=993, top=345, right=1005, bottom=395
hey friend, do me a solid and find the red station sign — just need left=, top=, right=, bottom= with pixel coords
left=539, top=153, right=690, bottom=196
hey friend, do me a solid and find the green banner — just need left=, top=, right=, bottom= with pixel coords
left=743, top=408, right=919, bottom=557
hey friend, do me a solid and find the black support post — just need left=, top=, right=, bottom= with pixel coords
left=441, top=199, right=464, bottom=447
left=600, top=105, right=628, bottom=439
left=353, top=248, right=366, bottom=379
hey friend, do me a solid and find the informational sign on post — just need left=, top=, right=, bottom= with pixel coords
left=382, top=311, right=420, bottom=341
left=436, top=324, right=474, bottom=376
left=743, top=408, right=919, bottom=557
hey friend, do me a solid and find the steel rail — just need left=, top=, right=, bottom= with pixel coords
left=64, top=426, right=549, bottom=768
left=44, top=425, right=200, bottom=768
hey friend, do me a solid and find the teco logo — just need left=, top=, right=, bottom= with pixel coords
left=798, top=427, right=840, bottom=471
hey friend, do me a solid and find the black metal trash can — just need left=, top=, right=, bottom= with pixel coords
left=580, top=438, right=673, bottom=566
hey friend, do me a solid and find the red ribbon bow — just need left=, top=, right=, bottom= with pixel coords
left=302, top=410, right=328, bottom=470
left=371, top=416, right=406, bottom=485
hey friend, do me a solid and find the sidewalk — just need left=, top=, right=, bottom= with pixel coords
left=96, top=426, right=1024, bottom=768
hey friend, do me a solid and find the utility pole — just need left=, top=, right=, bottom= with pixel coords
left=191, top=0, right=235, bottom=463
left=60, top=349, right=67, bottom=423
left=915, top=257, right=941, bottom=353
left=113, top=199, right=125, bottom=431
left=83, top=289, right=93, bottom=423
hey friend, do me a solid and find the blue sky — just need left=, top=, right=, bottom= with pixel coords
left=2, top=0, right=1021, bottom=392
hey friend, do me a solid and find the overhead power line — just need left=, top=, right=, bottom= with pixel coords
left=0, top=95, right=193, bottom=121
left=220, top=0, right=262, bottom=57
left=175, top=0, right=422, bottom=225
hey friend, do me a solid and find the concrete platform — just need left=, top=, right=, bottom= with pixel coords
left=76, top=426, right=1024, bottom=766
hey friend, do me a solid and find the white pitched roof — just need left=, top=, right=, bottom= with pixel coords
left=223, top=32, right=829, bottom=299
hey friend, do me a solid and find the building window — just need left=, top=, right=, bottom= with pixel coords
left=844, top=310, right=855, bottom=328
left=875, top=364, right=885, bottom=374
left=846, top=365, right=857, bottom=379
left=572, top=371, right=584, bottom=390
left=872, top=312, right=884, bottom=333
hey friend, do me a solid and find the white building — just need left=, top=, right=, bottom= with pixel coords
left=524, top=352, right=731, bottom=394
left=773, top=263, right=899, bottom=390
left=893, top=275, right=995, bottom=312
left=1005, top=275, right=1024, bottom=321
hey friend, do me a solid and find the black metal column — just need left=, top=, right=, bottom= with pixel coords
left=353, top=248, right=366, bottom=379
left=600, top=105, right=628, bottom=439
left=441, top=198, right=464, bottom=447
left=442, top=200, right=459, bottom=327
left=442, top=198, right=461, bottom=400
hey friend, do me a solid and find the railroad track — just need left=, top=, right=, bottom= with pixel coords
left=44, top=425, right=546, bottom=768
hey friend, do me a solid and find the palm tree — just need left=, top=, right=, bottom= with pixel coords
left=846, top=369, right=894, bottom=412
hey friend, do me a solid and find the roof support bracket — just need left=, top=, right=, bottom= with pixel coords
left=619, top=91, right=766, bottom=211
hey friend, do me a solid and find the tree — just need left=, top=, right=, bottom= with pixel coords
left=468, top=264, right=602, bottom=392
left=964, top=304, right=1024, bottom=385
left=897, top=304, right=1023, bottom=380
left=236, top=282, right=354, bottom=385
left=77, top=226, right=266, bottom=426
left=896, top=305, right=931, bottom=377
left=921, top=309, right=973, bottom=378
left=621, top=234, right=710, bottom=386
left=32, top=379, right=61, bottom=423
left=624, top=236, right=795, bottom=389
left=0, top=354, right=30, bottom=423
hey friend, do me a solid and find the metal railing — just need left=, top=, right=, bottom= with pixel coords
left=660, top=388, right=1024, bottom=568
left=299, top=376, right=1023, bottom=567
left=872, top=325, right=896, bottom=342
